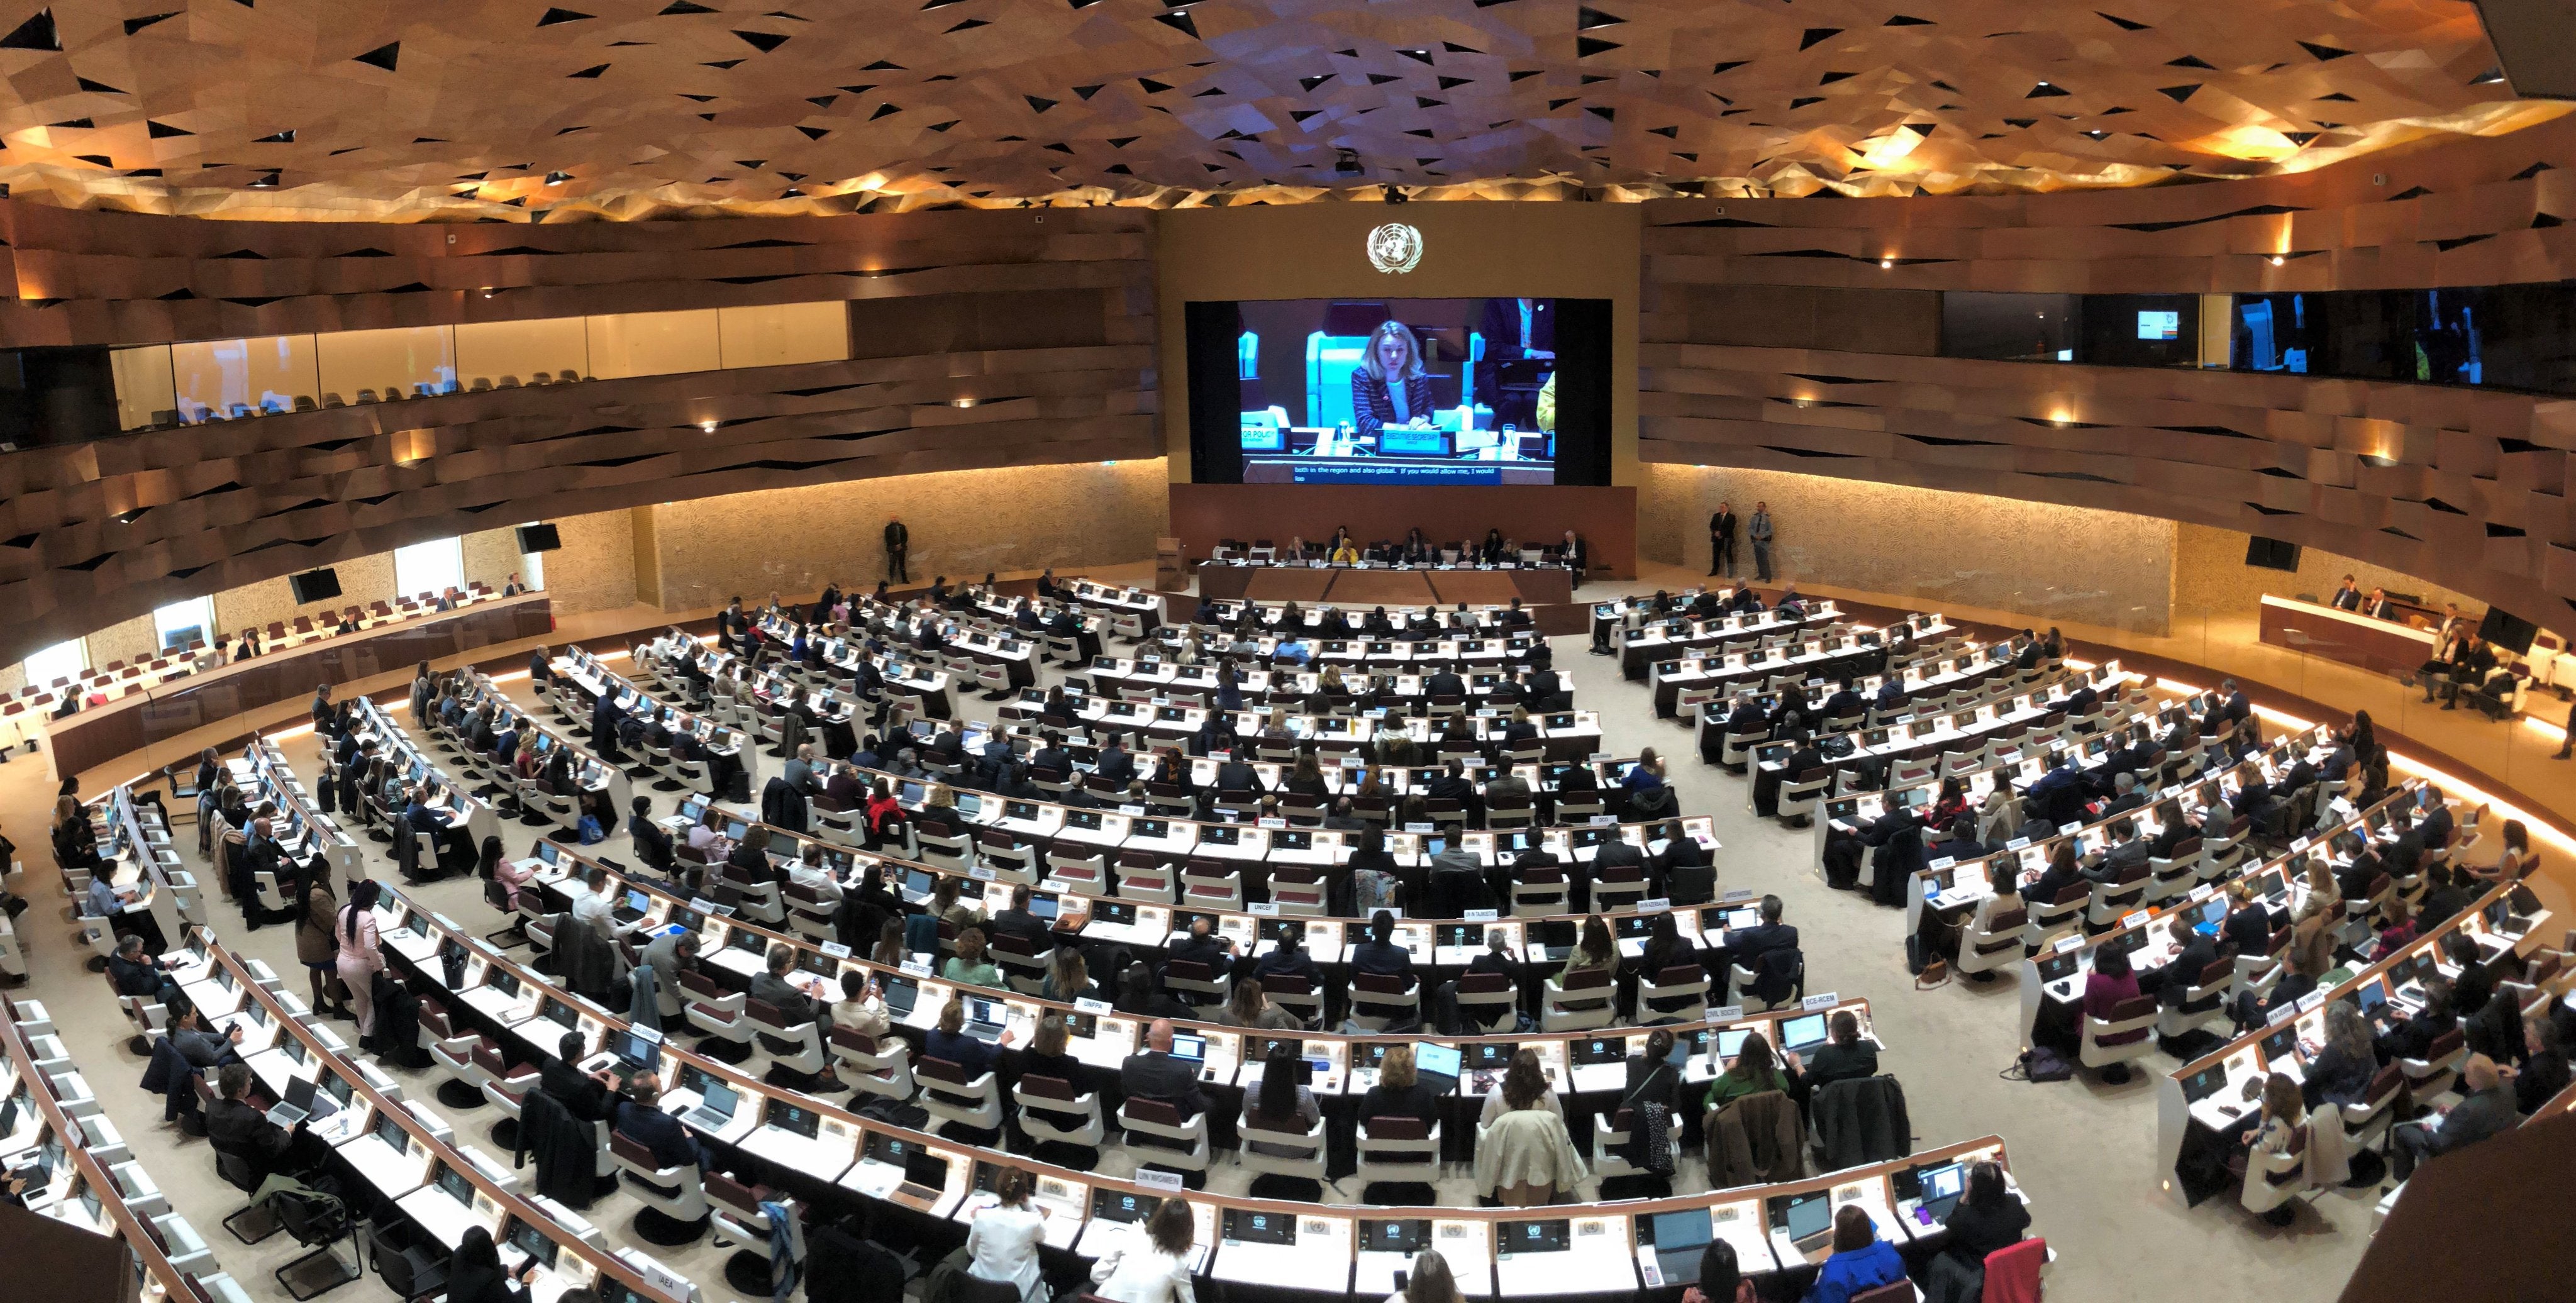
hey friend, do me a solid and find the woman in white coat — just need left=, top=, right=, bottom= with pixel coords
left=964, top=1168, right=1048, bottom=1303
left=1089, top=1197, right=1196, bottom=1303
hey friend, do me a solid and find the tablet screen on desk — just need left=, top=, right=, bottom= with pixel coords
left=767, top=1100, right=821, bottom=1138
left=1499, top=1220, right=1568, bottom=1256
left=505, top=1215, right=560, bottom=1270
left=433, top=1162, right=474, bottom=1206
left=1224, top=1209, right=1296, bottom=1246
left=2179, top=1064, right=2228, bottom=1104
left=1360, top=1219, right=1428, bottom=1255
left=1093, top=1189, right=1161, bottom=1223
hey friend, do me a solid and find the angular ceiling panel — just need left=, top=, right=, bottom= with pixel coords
left=0, top=0, right=2554, bottom=217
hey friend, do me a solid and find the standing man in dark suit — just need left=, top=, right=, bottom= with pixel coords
left=1747, top=501, right=1775, bottom=583
left=883, top=518, right=909, bottom=584
left=1709, top=501, right=1739, bottom=578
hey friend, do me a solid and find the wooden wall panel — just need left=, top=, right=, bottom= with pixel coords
left=1167, top=484, right=1637, bottom=580
left=1640, top=119, right=2576, bottom=631
left=0, top=202, right=1158, bottom=668
left=1640, top=115, right=2576, bottom=303
left=0, top=202, right=1148, bottom=348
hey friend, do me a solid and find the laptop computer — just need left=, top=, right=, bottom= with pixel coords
left=1649, top=1210, right=1713, bottom=1285
left=1914, top=1161, right=1968, bottom=1221
left=680, top=1078, right=740, bottom=1133
left=1411, top=1041, right=1463, bottom=1095
left=1776, top=1190, right=1835, bottom=1253
left=265, top=1074, right=319, bottom=1129
left=897, top=1148, right=949, bottom=1202
left=964, top=999, right=1009, bottom=1043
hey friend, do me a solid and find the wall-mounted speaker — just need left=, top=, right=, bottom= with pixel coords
left=514, top=523, right=562, bottom=553
left=2472, top=2, right=2576, bottom=99
left=2244, top=536, right=2301, bottom=572
left=2478, top=607, right=2539, bottom=655
left=289, top=568, right=342, bottom=604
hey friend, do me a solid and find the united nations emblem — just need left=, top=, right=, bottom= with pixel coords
left=1365, top=222, right=1424, bottom=274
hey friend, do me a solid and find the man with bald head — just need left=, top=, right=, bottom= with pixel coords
left=2390, top=1052, right=2520, bottom=1180
left=1119, top=1016, right=1208, bottom=1121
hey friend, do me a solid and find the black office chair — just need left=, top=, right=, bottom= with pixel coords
left=369, top=1217, right=449, bottom=1303
left=215, top=1148, right=280, bottom=1244
left=271, top=1186, right=364, bottom=1300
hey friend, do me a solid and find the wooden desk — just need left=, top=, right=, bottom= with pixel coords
left=45, top=593, right=553, bottom=777
left=2257, top=595, right=2436, bottom=679
left=1241, top=568, right=1340, bottom=602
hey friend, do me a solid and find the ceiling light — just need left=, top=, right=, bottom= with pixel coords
left=2268, top=255, right=2285, bottom=266
left=1879, top=257, right=1894, bottom=269
left=1383, top=184, right=1407, bottom=204
left=699, top=420, right=717, bottom=433
left=952, top=397, right=976, bottom=408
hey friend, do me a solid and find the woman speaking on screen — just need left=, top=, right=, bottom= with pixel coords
left=1352, top=320, right=1436, bottom=445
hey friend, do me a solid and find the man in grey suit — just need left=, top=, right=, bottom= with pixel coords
left=1120, top=1018, right=1209, bottom=1120
left=2391, top=1053, right=2518, bottom=1180
left=2084, top=818, right=2150, bottom=884
left=1747, top=501, right=1775, bottom=583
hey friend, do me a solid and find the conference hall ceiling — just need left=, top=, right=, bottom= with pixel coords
left=0, top=0, right=2558, bottom=218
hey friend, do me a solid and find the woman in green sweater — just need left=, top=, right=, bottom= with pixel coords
left=1701, top=1031, right=1802, bottom=1114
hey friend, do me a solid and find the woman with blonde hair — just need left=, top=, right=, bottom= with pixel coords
left=1352, top=319, right=1433, bottom=440
left=1041, top=945, right=1092, bottom=1003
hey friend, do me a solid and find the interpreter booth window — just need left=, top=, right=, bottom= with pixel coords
left=23, top=639, right=86, bottom=690
left=314, top=325, right=457, bottom=403
left=110, top=346, right=178, bottom=430
left=393, top=538, right=465, bottom=604
left=1939, top=292, right=2079, bottom=362
left=152, top=597, right=216, bottom=652
left=169, top=334, right=321, bottom=420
